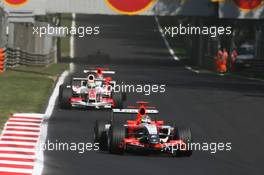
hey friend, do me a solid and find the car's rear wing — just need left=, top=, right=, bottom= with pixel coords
left=113, top=109, right=159, bottom=114
left=83, top=70, right=115, bottom=74
left=72, top=77, right=116, bottom=84
left=72, top=78, right=89, bottom=81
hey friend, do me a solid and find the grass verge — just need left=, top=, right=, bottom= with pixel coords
left=0, top=63, right=68, bottom=129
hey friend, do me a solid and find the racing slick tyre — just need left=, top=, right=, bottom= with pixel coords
left=122, top=92, right=127, bottom=101
left=114, top=81, right=127, bottom=101
left=59, top=85, right=72, bottom=109
left=94, top=120, right=108, bottom=151
left=174, top=127, right=192, bottom=157
left=112, top=92, right=123, bottom=109
left=108, top=124, right=126, bottom=154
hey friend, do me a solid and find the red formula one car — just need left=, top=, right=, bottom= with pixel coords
left=94, top=102, right=192, bottom=156
left=59, top=68, right=125, bottom=109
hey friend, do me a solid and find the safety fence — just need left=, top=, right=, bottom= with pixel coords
left=6, top=47, right=55, bottom=67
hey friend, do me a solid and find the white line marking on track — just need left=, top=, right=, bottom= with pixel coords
left=0, top=141, right=37, bottom=146
left=0, top=136, right=38, bottom=141
left=70, top=13, right=76, bottom=59
left=0, top=160, right=34, bottom=166
left=33, top=70, right=70, bottom=175
left=155, top=15, right=179, bottom=61
left=0, top=147, right=35, bottom=152
left=13, top=114, right=44, bottom=118
left=0, top=167, right=33, bottom=174
left=155, top=16, right=201, bottom=74
left=44, top=71, right=70, bottom=118
left=6, top=122, right=40, bottom=126
left=0, top=153, right=35, bottom=159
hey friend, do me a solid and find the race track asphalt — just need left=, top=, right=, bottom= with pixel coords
left=42, top=15, right=264, bottom=175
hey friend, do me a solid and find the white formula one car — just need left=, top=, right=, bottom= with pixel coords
left=59, top=68, right=126, bottom=109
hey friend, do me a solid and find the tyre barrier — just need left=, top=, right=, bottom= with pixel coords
left=6, top=48, right=55, bottom=67
left=0, top=48, right=6, bottom=73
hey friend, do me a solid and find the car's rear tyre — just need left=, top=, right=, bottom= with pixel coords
left=113, top=81, right=127, bottom=101
left=122, top=92, right=127, bottom=101
left=59, top=85, right=72, bottom=109
left=108, top=124, right=126, bottom=154
left=174, top=127, right=192, bottom=157
left=94, top=120, right=108, bottom=151
left=112, top=92, right=123, bottom=109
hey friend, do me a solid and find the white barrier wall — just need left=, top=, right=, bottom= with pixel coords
left=3, top=0, right=46, bottom=15
left=2, top=0, right=264, bottom=19
left=46, top=0, right=215, bottom=16
left=46, top=0, right=130, bottom=15
left=3, top=0, right=215, bottom=16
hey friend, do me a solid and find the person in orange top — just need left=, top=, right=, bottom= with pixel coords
left=215, top=49, right=223, bottom=72
left=221, top=48, right=229, bottom=73
left=230, top=48, right=238, bottom=72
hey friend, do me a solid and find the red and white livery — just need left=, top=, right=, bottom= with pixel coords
left=59, top=67, right=125, bottom=109
left=94, top=102, right=193, bottom=156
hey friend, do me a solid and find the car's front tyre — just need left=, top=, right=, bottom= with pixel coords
left=59, top=85, right=72, bottom=109
left=108, top=123, right=126, bottom=154
left=112, top=92, right=123, bottom=109
left=94, top=120, right=108, bottom=151
left=174, top=127, right=192, bottom=157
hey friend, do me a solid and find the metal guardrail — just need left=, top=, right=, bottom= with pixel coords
left=239, top=59, right=264, bottom=73
left=6, top=48, right=55, bottom=67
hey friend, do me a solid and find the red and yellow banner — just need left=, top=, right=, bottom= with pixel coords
left=105, top=0, right=156, bottom=15
left=4, top=0, right=28, bottom=6
left=233, top=0, right=264, bottom=11
left=215, top=0, right=264, bottom=18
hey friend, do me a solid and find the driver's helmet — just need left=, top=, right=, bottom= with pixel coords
left=87, top=75, right=96, bottom=88
left=141, top=115, right=151, bottom=124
